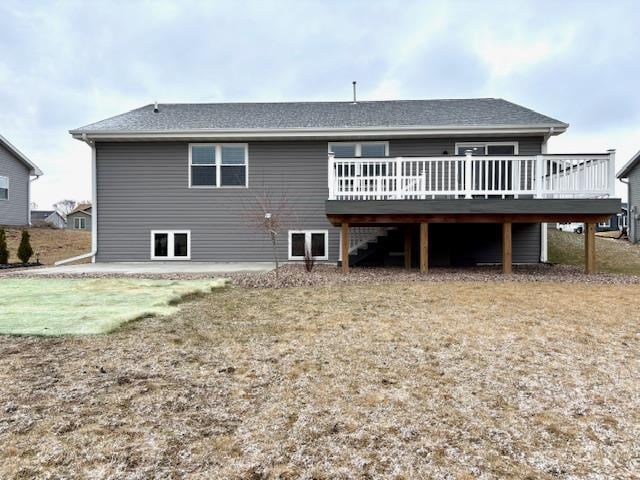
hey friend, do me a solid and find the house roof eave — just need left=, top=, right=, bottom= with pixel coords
left=70, top=124, right=568, bottom=141
left=0, top=134, right=43, bottom=176
left=617, top=149, right=640, bottom=179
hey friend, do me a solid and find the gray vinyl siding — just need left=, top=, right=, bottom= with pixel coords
left=96, top=141, right=339, bottom=262
left=95, top=137, right=544, bottom=262
left=0, top=142, right=29, bottom=226
left=629, top=167, right=640, bottom=243
left=67, top=211, right=92, bottom=232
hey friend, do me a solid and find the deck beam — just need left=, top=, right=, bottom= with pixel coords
left=585, top=222, right=596, bottom=274
left=341, top=223, right=349, bottom=274
left=419, top=222, right=429, bottom=273
left=502, top=222, right=512, bottom=274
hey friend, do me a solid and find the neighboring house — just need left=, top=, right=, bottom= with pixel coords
left=31, top=210, right=66, bottom=229
left=66, top=203, right=92, bottom=231
left=597, top=202, right=628, bottom=232
left=0, top=134, right=43, bottom=226
left=618, top=151, right=640, bottom=243
left=68, top=99, right=619, bottom=272
left=556, top=202, right=627, bottom=234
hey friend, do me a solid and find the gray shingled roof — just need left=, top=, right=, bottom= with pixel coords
left=31, top=210, right=55, bottom=221
left=617, top=149, right=640, bottom=178
left=71, top=98, right=567, bottom=134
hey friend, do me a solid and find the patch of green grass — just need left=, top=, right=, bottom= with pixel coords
left=0, top=278, right=226, bottom=336
left=548, top=228, right=640, bottom=275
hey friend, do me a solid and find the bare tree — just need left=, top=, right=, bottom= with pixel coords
left=245, top=190, right=290, bottom=279
left=53, top=199, right=77, bottom=217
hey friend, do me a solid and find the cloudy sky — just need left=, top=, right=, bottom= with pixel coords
left=1, top=0, right=639, bottom=208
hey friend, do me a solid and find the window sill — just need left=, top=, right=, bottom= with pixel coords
left=189, top=185, right=249, bottom=189
left=150, top=257, right=192, bottom=261
left=288, top=256, right=329, bottom=262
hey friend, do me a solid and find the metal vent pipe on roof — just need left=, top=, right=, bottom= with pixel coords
left=153, top=101, right=159, bottom=113
left=352, top=81, right=357, bottom=104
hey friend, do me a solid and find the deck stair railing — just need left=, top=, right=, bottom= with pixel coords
left=328, top=150, right=616, bottom=201
left=348, top=227, right=392, bottom=254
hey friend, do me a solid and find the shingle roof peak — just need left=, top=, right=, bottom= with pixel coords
left=71, top=98, right=568, bottom=135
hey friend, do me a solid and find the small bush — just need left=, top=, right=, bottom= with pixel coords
left=17, top=230, right=33, bottom=264
left=303, top=248, right=316, bottom=273
left=0, top=228, right=8, bottom=264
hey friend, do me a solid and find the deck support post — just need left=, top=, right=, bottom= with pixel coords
left=502, top=222, right=512, bottom=274
left=404, top=226, right=412, bottom=269
left=585, top=222, right=596, bottom=274
left=341, top=223, right=349, bottom=274
left=419, top=222, right=428, bottom=273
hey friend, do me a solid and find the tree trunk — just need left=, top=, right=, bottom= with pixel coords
left=271, top=232, right=279, bottom=280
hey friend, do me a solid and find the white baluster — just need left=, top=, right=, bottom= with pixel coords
left=536, top=154, right=544, bottom=198
left=464, top=151, right=473, bottom=199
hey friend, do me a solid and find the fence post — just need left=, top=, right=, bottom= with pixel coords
left=328, top=153, right=335, bottom=200
left=535, top=154, right=544, bottom=198
left=607, top=149, right=616, bottom=197
left=464, top=151, right=473, bottom=199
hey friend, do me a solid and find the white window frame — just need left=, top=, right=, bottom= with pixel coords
left=150, top=230, right=191, bottom=260
left=74, top=217, right=86, bottom=229
left=288, top=230, right=329, bottom=261
left=328, top=141, right=389, bottom=157
left=598, top=219, right=611, bottom=228
left=188, top=143, right=249, bottom=188
left=0, top=175, right=8, bottom=201
left=454, top=141, right=519, bottom=155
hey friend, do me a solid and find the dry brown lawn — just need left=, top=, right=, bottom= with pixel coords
left=0, top=281, right=639, bottom=479
left=2, top=227, right=90, bottom=265
left=549, top=228, right=640, bottom=275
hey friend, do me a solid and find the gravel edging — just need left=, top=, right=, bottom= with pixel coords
left=4, top=263, right=639, bottom=287
left=228, top=264, right=640, bottom=288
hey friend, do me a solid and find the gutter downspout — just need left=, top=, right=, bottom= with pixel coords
left=539, top=128, right=552, bottom=262
left=28, top=174, right=41, bottom=226
left=55, top=134, right=97, bottom=265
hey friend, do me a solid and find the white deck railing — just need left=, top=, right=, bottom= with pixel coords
left=328, top=151, right=616, bottom=200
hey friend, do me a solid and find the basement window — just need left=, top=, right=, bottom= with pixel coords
left=288, top=230, right=328, bottom=260
left=151, top=230, right=191, bottom=260
left=0, top=176, right=7, bottom=200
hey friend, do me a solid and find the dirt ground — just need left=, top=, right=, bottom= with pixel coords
left=2, top=226, right=90, bottom=265
left=0, top=280, right=638, bottom=479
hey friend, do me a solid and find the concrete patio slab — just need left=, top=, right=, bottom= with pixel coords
left=9, top=262, right=274, bottom=275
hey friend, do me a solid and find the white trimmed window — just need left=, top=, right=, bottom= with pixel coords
left=328, top=142, right=388, bottom=158
left=189, top=143, right=248, bottom=188
left=288, top=230, right=328, bottom=261
left=151, top=230, right=191, bottom=260
left=74, top=217, right=86, bottom=229
left=454, top=142, right=519, bottom=155
left=0, top=176, right=8, bottom=200
left=598, top=219, right=611, bottom=228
